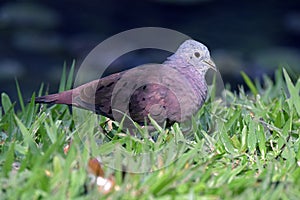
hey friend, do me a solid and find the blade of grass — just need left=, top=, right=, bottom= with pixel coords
left=66, top=60, right=75, bottom=90
left=1, top=93, right=14, bottom=114
left=148, top=171, right=177, bottom=196
left=208, top=73, right=217, bottom=102
left=15, top=79, right=25, bottom=113
left=2, top=142, right=15, bottom=177
left=220, top=123, right=237, bottom=154
left=14, top=115, right=39, bottom=154
left=59, top=62, right=67, bottom=92
left=241, top=71, right=258, bottom=96
left=240, top=125, right=247, bottom=151
left=25, top=94, right=36, bottom=127
left=257, top=124, right=266, bottom=159
left=38, top=83, right=45, bottom=97
left=247, top=117, right=257, bottom=153
left=148, top=114, right=163, bottom=133
left=283, top=68, right=300, bottom=117
left=226, top=107, right=241, bottom=130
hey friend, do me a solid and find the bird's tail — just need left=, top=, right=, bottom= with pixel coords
left=35, top=91, right=73, bottom=105
left=35, top=94, right=60, bottom=104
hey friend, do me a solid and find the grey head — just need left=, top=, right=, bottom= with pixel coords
left=170, top=39, right=216, bottom=73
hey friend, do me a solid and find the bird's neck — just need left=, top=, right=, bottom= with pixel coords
left=164, top=54, right=185, bottom=66
left=163, top=55, right=208, bottom=104
left=164, top=54, right=207, bottom=80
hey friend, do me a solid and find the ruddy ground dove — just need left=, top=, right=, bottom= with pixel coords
left=35, top=39, right=216, bottom=128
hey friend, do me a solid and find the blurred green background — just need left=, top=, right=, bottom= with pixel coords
left=0, top=0, right=300, bottom=104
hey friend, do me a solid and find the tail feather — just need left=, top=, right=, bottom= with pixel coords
left=35, top=91, right=73, bottom=105
left=35, top=94, right=60, bottom=104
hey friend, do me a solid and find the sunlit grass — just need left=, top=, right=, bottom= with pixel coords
left=0, top=65, right=300, bottom=199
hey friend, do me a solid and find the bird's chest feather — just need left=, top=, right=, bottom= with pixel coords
left=128, top=65, right=208, bottom=124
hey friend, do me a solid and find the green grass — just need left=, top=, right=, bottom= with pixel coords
left=0, top=65, right=300, bottom=199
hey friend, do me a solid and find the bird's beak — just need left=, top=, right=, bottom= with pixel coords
left=204, top=59, right=217, bottom=71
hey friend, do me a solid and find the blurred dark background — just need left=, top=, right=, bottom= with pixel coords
left=1, top=0, right=300, bottom=105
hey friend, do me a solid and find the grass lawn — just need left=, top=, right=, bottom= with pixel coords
left=0, top=66, right=300, bottom=199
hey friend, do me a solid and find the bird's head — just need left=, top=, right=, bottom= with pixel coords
left=175, top=39, right=216, bottom=73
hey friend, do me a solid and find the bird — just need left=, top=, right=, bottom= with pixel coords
left=35, top=39, right=216, bottom=129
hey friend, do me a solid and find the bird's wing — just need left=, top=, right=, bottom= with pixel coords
left=129, top=82, right=181, bottom=125
left=72, top=72, right=124, bottom=119
left=107, top=64, right=200, bottom=125
left=72, top=64, right=201, bottom=125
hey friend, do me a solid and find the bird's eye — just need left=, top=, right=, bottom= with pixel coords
left=194, top=52, right=200, bottom=58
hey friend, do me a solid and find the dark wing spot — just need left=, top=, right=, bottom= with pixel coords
left=106, top=82, right=115, bottom=87
left=194, top=52, right=200, bottom=58
left=97, top=85, right=104, bottom=91
left=142, top=98, right=145, bottom=101
left=142, top=85, right=147, bottom=90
